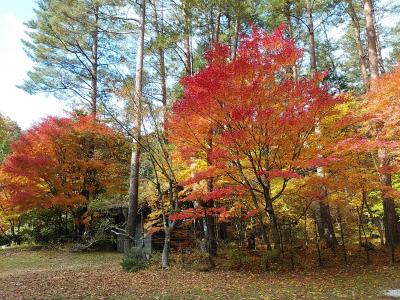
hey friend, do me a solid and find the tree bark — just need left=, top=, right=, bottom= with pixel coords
left=262, top=183, right=280, bottom=249
left=363, top=0, right=398, bottom=254
left=205, top=136, right=217, bottom=257
left=305, top=0, right=339, bottom=244
left=74, top=3, right=100, bottom=241
left=376, top=33, right=386, bottom=75
left=159, top=48, right=167, bottom=107
left=346, top=0, right=369, bottom=87
left=313, top=124, right=338, bottom=251
left=205, top=210, right=217, bottom=257
left=161, top=182, right=176, bottom=268
left=266, top=201, right=280, bottom=250
left=126, top=0, right=146, bottom=241
left=236, top=160, right=270, bottom=247
left=183, top=3, right=192, bottom=75
left=306, top=0, right=317, bottom=74
left=231, top=16, right=240, bottom=59
left=363, top=0, right=379, bottom=82
left=65, top=211, right=68, bottom=234
left=206, top=177, right=217, bottom=257
left=371, top=6, right=386, bottom=74
left=214, top=7, right=221, bottom=43
left=90, top=4, right=99, bottom=116
left=315, top=201, right=338, bottom=251
left=285, top=1, right=298, bottom=81
left=364, top=0, right=399, bottom=250
left=151, top=0, right=167, bottom=107
left=162, top=225, right=171, bottom=268
left=378, top=149, right=400, bottom=248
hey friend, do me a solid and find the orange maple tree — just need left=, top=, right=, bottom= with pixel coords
left=357, top=67, right=400, bottom=248
left=1, top=115, right=128, bottom=220
left=315, top=67, right=400, bottom=250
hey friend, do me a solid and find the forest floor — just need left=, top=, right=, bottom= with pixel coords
left=1, top=247, right=400, bottom=299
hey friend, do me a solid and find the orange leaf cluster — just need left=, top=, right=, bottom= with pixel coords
left=0, top=115, right=127, bottom=212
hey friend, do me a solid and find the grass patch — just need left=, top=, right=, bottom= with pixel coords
left=1, top=248, right=400, bottom=299
left=0, top=247, right=122, bottom=275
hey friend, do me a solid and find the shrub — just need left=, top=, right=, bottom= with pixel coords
left=19, top=209, right=69, bottom=244
left=261, top=249, right=280, bottom=270
left=0, top=235, right=10, bottom=246
left=149, top=251, right=162, bottom=265
left=120, top=247, right=148, bottom=272
left=225, top=247, right=250, bottom=269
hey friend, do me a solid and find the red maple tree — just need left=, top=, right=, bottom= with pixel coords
left=167, top=25, right=342, bottom=248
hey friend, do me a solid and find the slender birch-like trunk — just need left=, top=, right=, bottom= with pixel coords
left=126, top=0, right=146, bottom=241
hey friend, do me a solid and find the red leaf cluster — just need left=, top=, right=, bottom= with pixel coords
left=167, top=24, right=340, bottom=221
left=169, top=206, right=226, bottom=222
left=181, top=185, right=250, bottom=203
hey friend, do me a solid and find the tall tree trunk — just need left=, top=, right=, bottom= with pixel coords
left=359, top=192, right=372, bottom=263
left=75, top=4, right=100, bottom=241
left=266, top=201, right=280, bottom=249
left=285, top=1, right=298, bottom=81
left=231, top=16, right=240, bottom=59
left=161, top=181, right=177, bottom=268
left=378, top=149, right=400, bottom=249
left=236, top=160, right=270, bottom=247
left=306, top=5, right=338, bottom=249
left=183, top=3, right=192, bottom=75
left=314, top=201, right=338, bottom=251
left=162, top=225, right=172, bottom=268
left=314, top=165, right=338, bottom=251
left=152, top=0, right=173, bottom=267
left=262, top=184, right=280, bottom=249
left=159, top=48, right=167, bottom=107
left=126, top=0, right=146, bottom=241
left=363, top=0, right=379, bottom=82
left=314, top=124, right=338, bottom=251
left=371, top=6, right=386, bottom=74
left=364, top=0, right=398, bottom=251
left=346, top=0, right=369, bottom=87
left=65, top=211, right=68, bottom=234
left=376, top=33, right=386, bottom=75
left=90, top=4, right=99, bottom=117
left=151, top=0, right=167, bottom=107
left=306, top=0, right=317, bottom=74
left=249, top=189, right=270, bottom=247
left=206, top=136, right=217, bottom=257
left=10, top=220, right=15, bottom=238
left=214, top=7, right=221, bottom=43
left=205, top=206, right=217, bottom=257
left=314, top=217, right=323, bottom=266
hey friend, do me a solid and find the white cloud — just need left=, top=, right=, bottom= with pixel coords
left=0, top=13, right=66, bottom=130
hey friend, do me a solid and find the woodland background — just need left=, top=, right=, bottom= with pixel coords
left=1, top=0, right=400, bottom=287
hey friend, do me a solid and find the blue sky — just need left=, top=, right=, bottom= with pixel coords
left=0, top=0, right=396, bottom=129
left=0, top=0, right=65, bottom=129
left=1, top=0, right=37, bottom=20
